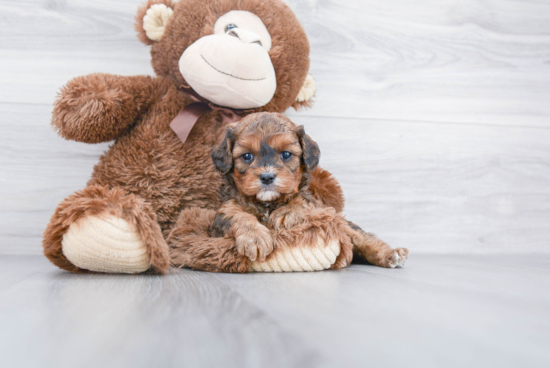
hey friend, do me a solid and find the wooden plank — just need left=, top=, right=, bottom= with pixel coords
left=0, top=0, right=548, bottom=126
left=287, top=0, right=550, bottom=126
left=0, top=255, right=549, bottom=368
left=296, top=114, right=550, bottom=253
left=1, top=103, right=549, bottom=254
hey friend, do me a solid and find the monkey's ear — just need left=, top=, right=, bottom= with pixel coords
left=293, top=74, right=316, bottom=110
left=211, top=128, right=236, bottom=175
left=135, top=0, right=176, bottom=45
left=296, top=125, right=320, bottom=172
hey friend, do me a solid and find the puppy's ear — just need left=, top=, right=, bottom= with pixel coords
left=211, top=128, right=236, bottom=175
left=296, top=125, right=320, bottom=172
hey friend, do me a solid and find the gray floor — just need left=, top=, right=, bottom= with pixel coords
left=1, top=255, right=549, bottom=368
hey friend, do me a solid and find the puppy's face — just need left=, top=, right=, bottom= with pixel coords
left=232, top=129, right=303, bottom=202
left=212, top=113, right=320, bottom=202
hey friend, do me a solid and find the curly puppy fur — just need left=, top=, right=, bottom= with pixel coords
left=168, top=113, right=355, bottom=272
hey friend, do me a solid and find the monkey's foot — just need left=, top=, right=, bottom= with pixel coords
left=62, top=214, right=151, bottom=273
left=43, top=185, right=170, bottom=274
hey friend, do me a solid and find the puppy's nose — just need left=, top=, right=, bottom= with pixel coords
left=259, top=172, right=276, bottom=185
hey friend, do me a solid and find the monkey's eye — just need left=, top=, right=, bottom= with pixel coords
left=241, top=152, right=254, bottom=162
left=225, top=24, right=238, bottom=32
left=280, top=151, right=293, bottom=161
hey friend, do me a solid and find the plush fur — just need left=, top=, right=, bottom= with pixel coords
left=43, top=0, right=345, bottom=273
left=168, top=207, right=251, bottom=273
left=168, top=113, right=354, bottom=272
left=135, top=0, right=176, bottom=45
left=140, top=0, right=312, bottom=112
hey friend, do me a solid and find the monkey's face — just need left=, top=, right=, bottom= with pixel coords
left=136, top=0, right=315, bottom=113
left=179, top=11, right=276, bottom=109
left=211, top=113, right=320, bottom=203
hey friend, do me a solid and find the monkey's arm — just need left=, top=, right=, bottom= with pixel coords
left=308, top=167, right=345, bottom=213
left=52, top=73, right=159, bottom=143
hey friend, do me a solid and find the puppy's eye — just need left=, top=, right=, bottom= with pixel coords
left=280, top=151, right=293, bottom=161
left=225, top=24, right=238, bottom=32
left=241, top=152, right=254, bottom=163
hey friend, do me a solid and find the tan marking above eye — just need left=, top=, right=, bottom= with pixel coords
left=267, top=134, right=302, bottom=155
left=233, top=147, right=255, bottom=158
left=280, top=145, right=302, bottom=156
left=233, top=148, right=255, bottom=159
left=233, top=134, right=261, bottom=158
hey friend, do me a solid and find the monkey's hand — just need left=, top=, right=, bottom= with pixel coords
left=52, top=73, right=158, bottom=143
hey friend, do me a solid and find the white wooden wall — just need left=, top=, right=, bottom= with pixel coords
left=1, top=0, right=549, bottom=254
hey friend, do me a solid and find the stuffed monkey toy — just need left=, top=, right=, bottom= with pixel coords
left=43, top=0, right=408, bottom=274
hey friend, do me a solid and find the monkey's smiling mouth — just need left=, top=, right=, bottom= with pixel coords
left=200, top=54, right=266, bottom=82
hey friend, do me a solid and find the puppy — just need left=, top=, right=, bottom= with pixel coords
left=207, top=112, right=408, bottom=268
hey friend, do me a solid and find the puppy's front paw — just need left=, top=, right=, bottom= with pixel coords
left=270, top=210, right=307, bottom=230
left=236, top=224, right=274, bottom=262
left=382, top=248, right=409, bottom=268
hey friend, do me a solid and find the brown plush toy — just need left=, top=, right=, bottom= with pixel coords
left=43, top=0, right=409, bottom=274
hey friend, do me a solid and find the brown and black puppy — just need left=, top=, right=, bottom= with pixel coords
left=209, top=112, right=324, bottom=262
left=169, top=111, right=353, bottom=272
left=207, top=112, right=409, bottom=268
left=168, top=112, right=408, bottom=272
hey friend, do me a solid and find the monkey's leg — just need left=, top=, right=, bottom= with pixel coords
left=346, top=221, right=409, bottom=268
left=43, top=185, right=170, bottom=274
left=168, top=207, right=251, bottom=273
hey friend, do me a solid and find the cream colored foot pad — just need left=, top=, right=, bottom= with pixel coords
left=250, top=239, right=340, bottom=272
left=62, top=214, right=151, bottom=274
